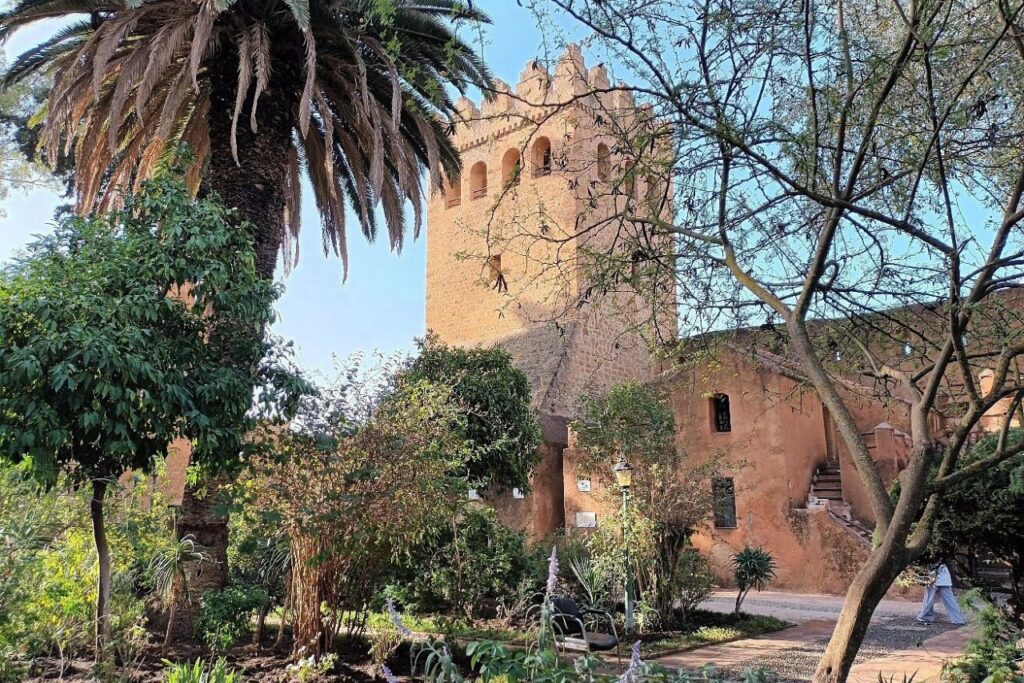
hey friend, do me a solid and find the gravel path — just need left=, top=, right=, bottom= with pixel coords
left=696, top=619, right=961, bottom=681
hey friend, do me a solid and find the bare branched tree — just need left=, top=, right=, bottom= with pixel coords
left=471, top=0, right=1024, bottom=679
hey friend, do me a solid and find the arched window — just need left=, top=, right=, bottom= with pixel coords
left=470, top=161, right=488, bottom=199
left=444, top=176, right=461, bottom=208
left=711, top=393, right=731, bottom=433
left=501, top=148, right=522, bottom=187
left=532, top=137, right=552, bottom=177
left=597, top=143, right=610, bottom=181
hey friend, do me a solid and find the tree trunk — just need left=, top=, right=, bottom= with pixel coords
left=163, top=598, right=177, bottom=652
left=813, top=549, right=907, bottom=683
left=290, top=534, right=328, bottom=658
left=205, top=48, right=294, bottom=281
left=253, top=603, right=269, bottom=647
left=734, top=588, right=745, bottom=614
left=90, top=479, right=112, bottom=662
left=174, top=45, right=295, bottom=634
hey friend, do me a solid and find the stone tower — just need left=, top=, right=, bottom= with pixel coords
left=425, top=46, right=674, bottom=534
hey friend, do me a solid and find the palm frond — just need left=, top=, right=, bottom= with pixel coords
left=1, top=0, right=492, bottom=273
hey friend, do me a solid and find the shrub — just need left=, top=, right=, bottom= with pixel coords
left=0, top=465, right=156, bottom=661
left=405, top=506, right=541, bottom=619
left=195, top=585, right=268, bottom=652
left=669, top=549, right=714, bottom=620
left=732, top=547, right=777, bottom=613
left=943, top=595, right=1024, bottom=683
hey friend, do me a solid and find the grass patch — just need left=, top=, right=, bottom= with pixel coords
left=639, top=610, right=790, bottom=657
left=363, top=611, right=533, bottom=645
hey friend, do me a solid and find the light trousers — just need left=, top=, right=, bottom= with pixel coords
left=917, top=584, right=966, bottom=625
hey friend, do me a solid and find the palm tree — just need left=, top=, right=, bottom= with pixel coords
left=0, top=0, right=490, bottom=280
left=0, top=0, right=491, bottom=634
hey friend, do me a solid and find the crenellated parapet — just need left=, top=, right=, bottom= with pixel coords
left=449, top=44, right=634, bottom=153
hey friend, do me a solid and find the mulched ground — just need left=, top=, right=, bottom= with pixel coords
left=20, top=636, right=396, bottom=682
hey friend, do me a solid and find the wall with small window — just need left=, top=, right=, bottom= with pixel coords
left=711, top=477, right=737, bottom=528
left=596, top=143, right=610, bottom=181
left=710, top=393, right=731, bottom=433
left=444, top=176, right=461, bottom=208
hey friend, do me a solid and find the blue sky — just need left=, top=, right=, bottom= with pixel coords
left=0, top=1, right=575, bottom=381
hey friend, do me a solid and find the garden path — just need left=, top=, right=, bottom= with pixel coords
left=650, top=590, right=976, bottom=681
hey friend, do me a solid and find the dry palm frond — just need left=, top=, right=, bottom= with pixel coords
left=1, top=0, right=492, bottom=274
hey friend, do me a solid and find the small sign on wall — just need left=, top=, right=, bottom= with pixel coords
left=467, top=488, right=480, bottom=500
left=575, top=512, right=597, bottom=528
left=577, top=478, right=592, bottom=492
left=512, top=488, right=525, bottom=499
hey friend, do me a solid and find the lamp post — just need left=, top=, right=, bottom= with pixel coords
left=612, top=457, right=635, bottom=634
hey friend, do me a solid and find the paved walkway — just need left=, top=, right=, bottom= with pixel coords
left=651, top=591, right=975, bottom=681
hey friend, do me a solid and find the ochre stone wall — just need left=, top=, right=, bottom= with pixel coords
left=489, top=441, right=566, bottom=539
left=561, top=349, right=886, bottom=594
left=424, top=45, right=669, bottom=420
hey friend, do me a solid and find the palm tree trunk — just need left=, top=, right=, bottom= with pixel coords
left=205, top=52, right=294, bottom=281
left=90, top=479, right=112, bottom=662
left=174, top=50, right=295, bottom=635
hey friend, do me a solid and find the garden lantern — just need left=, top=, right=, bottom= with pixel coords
left=612, top=458, right=634, bottom=489
left=613, top=457, right=636, bottom=634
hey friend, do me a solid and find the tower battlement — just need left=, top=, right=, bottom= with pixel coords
left=448, top=44, right=638, bottom=153
left=425, top=45, right=673, bottom=423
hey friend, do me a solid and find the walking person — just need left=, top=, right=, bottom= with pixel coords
left=917, top=558, right=966, bottom=625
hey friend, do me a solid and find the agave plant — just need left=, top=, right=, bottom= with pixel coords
left=1, top=0, right=491, bottom=279
left=731, top=546, right=776, bottom=614
left=149, top=534, right=214, bottom=650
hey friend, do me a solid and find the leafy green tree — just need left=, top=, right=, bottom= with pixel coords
left=244, top=358, right=471, bottom=656
left=406, top=337, right=542, bottom=492
left=572, top=383, right=719, bottom=620
left=0, top=160, right=288, bottom=661
left=928, top=432, right=1024, bottom=615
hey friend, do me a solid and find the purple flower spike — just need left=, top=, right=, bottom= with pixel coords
left=386, top=597, right=413, bottom=638
left=546, top=546, right=559, bottom=594
left=382, top=665, right=399, bottom=683
left=618, top=641, right=643, bottom=682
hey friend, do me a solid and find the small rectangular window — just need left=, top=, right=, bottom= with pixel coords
left=712, top=394, right=731, bottom=432
left=712, top=477, right=737, bottom=528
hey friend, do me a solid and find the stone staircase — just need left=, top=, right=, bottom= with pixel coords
left=809, top=464, right=843, bottom=502
left=807, top=463, right=874, bottom=547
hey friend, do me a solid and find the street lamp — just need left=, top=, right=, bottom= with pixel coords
left=612, top=458, right=635, bottom=634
